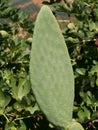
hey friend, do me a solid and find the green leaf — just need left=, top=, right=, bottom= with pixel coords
left=10, top=75, right=30, bottom=100
left=79, top=91, right=95, bottom=106
left=77, top=106, right=90, bottom=122
left=76, top=68, right=86, bottom=75
left=0, top=90, right=11, bottom=114
left=89, top=63, right=98, bottom=86
left=18, top=77, right=30, bottom=100
left=30, top=5, right=74, bottom=128
left=19, top=120, right=26, bottom=130
left=89, top=63, right=98, bottom=76
left=26, top=104, right=39, bottom=114
left=89, top=21, right=96, bottom=31
left=5, top=120, right=26, bottom=130
left=96, top=77, right=98, bottom=86
left=66, top=37, right=79, bottom=44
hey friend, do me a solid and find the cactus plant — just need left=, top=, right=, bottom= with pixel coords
left=30, top=5, right=84, bottom=130
left=66, top=120, right=84, bottom=130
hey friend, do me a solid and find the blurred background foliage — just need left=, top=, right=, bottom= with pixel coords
left=0, top=0, right=98, bottom=130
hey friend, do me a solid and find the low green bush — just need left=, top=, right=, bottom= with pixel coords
left=0, top=0, right=98, bottom=129
left=0, top=0, right=37, bottom=129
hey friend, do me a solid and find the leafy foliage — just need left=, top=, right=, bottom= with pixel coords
left=1, top=0, right=98, bottom=129
left=0, top=0, right=40, bottom=129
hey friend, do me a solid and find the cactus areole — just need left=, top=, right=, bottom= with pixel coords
left=30, top=6, right=74, bottom=128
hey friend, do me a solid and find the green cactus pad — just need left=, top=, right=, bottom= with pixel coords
left=30, top=5, right=74, bottom=128
left=66, top=120, right=84, bottom=130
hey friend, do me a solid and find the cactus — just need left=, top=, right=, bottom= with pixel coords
left=30, top=5, right=84, bottom=130
left=66, top=120, right=84, bottom=130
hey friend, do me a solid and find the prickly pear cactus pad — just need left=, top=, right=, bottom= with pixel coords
left=30, top=5, right=74, bottom=128
left=66, top=120, right=84, bottom=130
